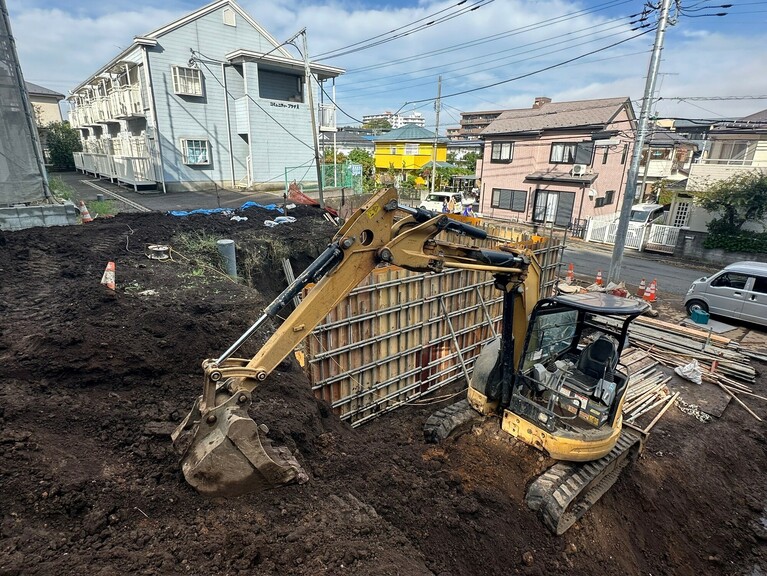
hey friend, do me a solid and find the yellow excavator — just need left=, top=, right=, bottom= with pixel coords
left=172, top=188, right=648, bottom=534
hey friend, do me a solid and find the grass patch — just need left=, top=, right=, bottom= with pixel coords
left=49, top=175, right=74, bottom=201
left=173, top=231, right=232, bottom=282
left=89, top=199, right=117, bottom=217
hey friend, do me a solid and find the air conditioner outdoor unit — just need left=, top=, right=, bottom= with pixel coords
left=571, top=164, right=587, bottom=176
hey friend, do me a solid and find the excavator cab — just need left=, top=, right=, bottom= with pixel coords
left=502, top=293, right=647, bottom=461
left=463, top=291, right=649, bottom=534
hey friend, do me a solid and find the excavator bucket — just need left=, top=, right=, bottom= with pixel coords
left=171, top=391, right=308, bottom=497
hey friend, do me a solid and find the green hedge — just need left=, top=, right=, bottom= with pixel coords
left=704, top=232, right=767, bottom=253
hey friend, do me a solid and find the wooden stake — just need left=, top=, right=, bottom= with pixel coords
left=642, top=392, right=680, bottom=434
left=716, top=382, right=762, bottom=422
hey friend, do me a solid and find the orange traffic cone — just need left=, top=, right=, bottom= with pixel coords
left=566, top=263, right=575, bottom=285
left=595, top=269, right=603, bottom=286
left=637, top=278, right=646, bottom=298
left=643, top=279, right=657, bottom=302
left=79, top=201, right=93, bottom=223
left=100, top=261, right=116, bottom=290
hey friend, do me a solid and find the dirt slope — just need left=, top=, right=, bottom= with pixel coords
left=0, top=207, right=765, bottom=576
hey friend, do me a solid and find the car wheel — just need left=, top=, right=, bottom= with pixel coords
left=685, top=299, right=708, bottom=316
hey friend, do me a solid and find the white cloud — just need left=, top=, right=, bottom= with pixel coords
left=6, top=0, right=766, bottom=127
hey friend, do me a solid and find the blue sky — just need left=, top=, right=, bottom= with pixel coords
left=8, top=0, right=767, bottom=130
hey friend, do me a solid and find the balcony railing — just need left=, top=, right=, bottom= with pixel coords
left=699, top=157, right=755, bottom=166
left=69, top=85, right=145, bottom=128
left=73, top=151, right=156, bottom=191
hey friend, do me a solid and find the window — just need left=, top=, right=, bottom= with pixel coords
left=549, top=141, right=594, bottom=165
left=673, top=202, right=690, bottom=227
left=621, top=145, right=628, bottom=165
left=753, top=276, right=767, bottom=294
left=389, top=146, right=397, bottom=155
left=594, top=190, right=615, bottom=208
left=711, top=272, right=749, bottom=290
left=491, top=188, right=527, bottom=212
left=490, top=141, right=513, bottom=163
left=602, top=147, right=609, bottom=164
left=405, top=143, right=419, bottom=155
left=181, top=139, right=210, bottom=165
left=533, top=190, right=575, bottom=227
left=172, top=66, right=203, bottom=96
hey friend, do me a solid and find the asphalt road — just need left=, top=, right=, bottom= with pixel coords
left=562, top=242, right=721, bottom=297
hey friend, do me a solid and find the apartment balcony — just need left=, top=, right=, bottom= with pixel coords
left=639, top=159, right=673, bottom=179
left=108, top=85, right=145, bottom=119
left=73, top=151, right=156, bottom=191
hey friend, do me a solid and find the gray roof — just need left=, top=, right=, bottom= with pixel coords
left=25, top=82, right=65, bottom=100
left=482, top=97, right=632, bottom=136
left=738, top=108, right=767, bottom=123
left=373, top=124, right=446, bottom=142
left=646, top=125, right=695, bottom=148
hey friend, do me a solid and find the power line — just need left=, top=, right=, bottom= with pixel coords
left=344, top=0, right=634, bottom=75
left=313, top=0, right=478, bottom=59
left=315, top=0, right=494, bottom=61
left=337, top=22, right=645, bottom=100
left=397, top=27, right=657, bottom=108
left=342, top=15, right=637, bottom=92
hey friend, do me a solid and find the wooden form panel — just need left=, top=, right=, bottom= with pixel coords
left=306, top=227, right=564, bottom=427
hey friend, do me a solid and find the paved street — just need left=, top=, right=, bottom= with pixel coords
left=563, top=241, right=720, bottom=296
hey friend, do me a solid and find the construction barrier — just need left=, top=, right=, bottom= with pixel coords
left=304, top=223, right=564, bottom=427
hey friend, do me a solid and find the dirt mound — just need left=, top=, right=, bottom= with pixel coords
left=0, top=206, right=765, bottom=576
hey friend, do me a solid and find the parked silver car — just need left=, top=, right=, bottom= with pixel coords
left=684, top=261, right=767, bottom=327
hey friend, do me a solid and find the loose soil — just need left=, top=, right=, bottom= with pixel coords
left=1, top=207, right=766, bottom=576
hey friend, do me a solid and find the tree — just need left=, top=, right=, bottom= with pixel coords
left=694, top=171, right=767, bottom=232
left=45, top=121, right=82, bottom=170
left=362, top=118, right=391, bottom=132
left=347, top=148, right=376, bottom=191
left=462, top=151, right=480, bottom=171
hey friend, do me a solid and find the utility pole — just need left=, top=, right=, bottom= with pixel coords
left=429, top=76, right=442, bottom=197
left=301, top=29, right=324, bottom=208
left=607, top=0, right=672, bottom=284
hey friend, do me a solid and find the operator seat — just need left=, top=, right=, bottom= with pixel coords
left=577, top=336, right=618, bottom=382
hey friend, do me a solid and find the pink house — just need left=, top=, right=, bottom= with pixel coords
left=477, top=97, right=636, bottom=228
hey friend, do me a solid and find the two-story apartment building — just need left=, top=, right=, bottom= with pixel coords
left=478, top=97, right=636, bottom=227
left=67, top=0, right=342, bottom=193
left=677, top=108, right=767, bottom=231
left=26, top=82, right=64, bottom=125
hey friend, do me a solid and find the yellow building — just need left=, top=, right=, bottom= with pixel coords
left=373, top=125, right=449, bottom=177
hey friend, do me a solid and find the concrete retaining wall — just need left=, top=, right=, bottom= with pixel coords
left=0, top=204, right=79, bottom=232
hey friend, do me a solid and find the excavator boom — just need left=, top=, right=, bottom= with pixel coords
left=172, top=188, right=535, bottom=497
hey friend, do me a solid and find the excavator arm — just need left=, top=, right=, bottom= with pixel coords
left=172, top=188, right=535, bottom=497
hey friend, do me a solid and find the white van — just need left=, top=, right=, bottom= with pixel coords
left=684, top=261, right=767, bottom=327
left=420, top=191, right=464, bottom=214
left=629, top=203, right=666, bottom=225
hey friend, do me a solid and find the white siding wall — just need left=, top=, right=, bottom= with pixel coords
left=146, top=6, right=311, bottom=190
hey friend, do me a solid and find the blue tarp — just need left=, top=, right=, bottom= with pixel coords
left=167, top=202, right=284, bottom=217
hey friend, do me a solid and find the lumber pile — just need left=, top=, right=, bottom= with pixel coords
left=612, top=317, right=764, bottom=423
left=621, top=348, right=678, bottom=433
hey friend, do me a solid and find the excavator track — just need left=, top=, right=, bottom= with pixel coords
left=526, top=429, right=643, bottom=535
left=423, top=400, right=483, bottom=444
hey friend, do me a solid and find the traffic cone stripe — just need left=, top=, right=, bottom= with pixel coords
left=595, top=270, right=603, bottom=286
left=643, top=279, right=657, bottom=302
left=566, top=263, right=574, bottom=285
left=101, top=261, right=116, bottom=290
left=637, top=278, right=646, bottom=298
left=80, top=200, right=93, bottom=223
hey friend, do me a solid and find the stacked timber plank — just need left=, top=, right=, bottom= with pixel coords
left=621, top=348, right=678, bottom=433
left=597, top=316, right=757, bottom=384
